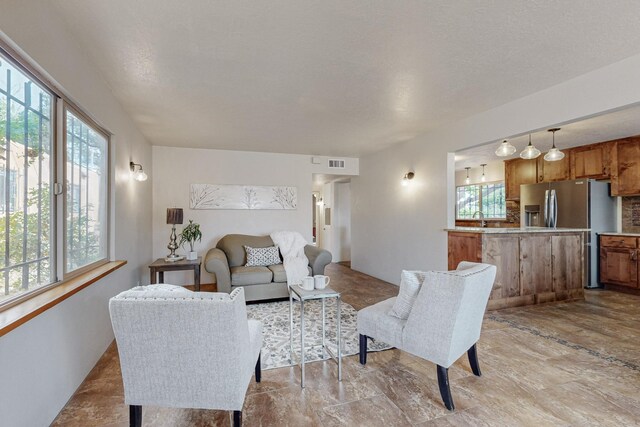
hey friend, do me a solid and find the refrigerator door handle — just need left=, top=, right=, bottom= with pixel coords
left=543, top=190, right=550, bottom=227
left=551, top=189, right=558, bottom=228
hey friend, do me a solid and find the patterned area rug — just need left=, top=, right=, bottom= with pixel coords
left=246, top=299, right=392, bottom=370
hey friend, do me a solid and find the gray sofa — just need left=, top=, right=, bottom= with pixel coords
left=205, top=234, right=332, bottom=302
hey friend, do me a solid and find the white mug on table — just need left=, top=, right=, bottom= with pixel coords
left=301, top=276, right=315, bottom=290
left=314, top=275, right=330, bottom=290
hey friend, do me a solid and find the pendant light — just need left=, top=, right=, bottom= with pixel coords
left=544, top=128, right=564, bottom=162
left=480, top=164, right=487, bottom=182
left=495, top=139, right=516, bottom=157
left=464, top=167, right=471, bottom=184
left=520, top=134, right=541, bottom=159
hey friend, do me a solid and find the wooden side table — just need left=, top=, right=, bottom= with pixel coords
left=149, top=257, right=202, bottom=291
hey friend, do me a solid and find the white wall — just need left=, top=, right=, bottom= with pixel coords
left=352, top=53, right=640, bottom=285
left=455, top=161, right=505, bottom=186
left=318, top=181, right=351, bottom=262
left=351, top=140, right=450, bottom=284
left=152, top=147, right=358, bottom=284
left=0, top=2, right=152, bottom=426
left=334, top=182, right=352, bottom=262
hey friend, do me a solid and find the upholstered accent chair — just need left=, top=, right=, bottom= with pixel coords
left=109, top=285, right=262, bottom=427
left=357, top=262, right=496, bottom=411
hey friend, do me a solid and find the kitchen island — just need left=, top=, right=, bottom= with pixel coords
left=447, top=227, right=588, bottom=309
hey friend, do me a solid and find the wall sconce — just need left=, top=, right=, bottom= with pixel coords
left=401, top=171, right=415, bottom=186
left=129, top=161, right=148, bottom=181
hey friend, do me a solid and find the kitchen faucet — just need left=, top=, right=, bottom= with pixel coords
left=472, top=211, right=486, bottom=227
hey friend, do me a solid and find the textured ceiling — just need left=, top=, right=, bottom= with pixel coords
left=50, top=0, right=640, bottom=157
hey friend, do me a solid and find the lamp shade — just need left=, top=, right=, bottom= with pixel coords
left=495, top=140, right=516, bottom=157
left=520, top=135, right=541, bottom=159
left=166, top=208, right=184, bottom=225
left=544, top=148, right=565, bottom=162
left=544, top=128, right=564, bottom=162
left=135, top=170, right=148, bottom=181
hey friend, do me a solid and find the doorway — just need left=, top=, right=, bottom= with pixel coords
left=312, top=174, right=352, bottom=262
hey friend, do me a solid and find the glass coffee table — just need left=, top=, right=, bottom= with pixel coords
left=288, top=285, right=342, bottom=388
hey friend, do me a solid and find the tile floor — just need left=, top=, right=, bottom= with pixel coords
left=52, top=263, right=640, bottom=426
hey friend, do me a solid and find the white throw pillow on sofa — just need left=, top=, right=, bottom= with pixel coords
left=388, top=270, right=428, bottom=319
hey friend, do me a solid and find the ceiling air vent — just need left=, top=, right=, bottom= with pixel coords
left=328, top=159, right=345, bottom=169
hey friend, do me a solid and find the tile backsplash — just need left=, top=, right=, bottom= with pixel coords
left=506, top=200, right=520, bottom=225
left=622, top=196, right=640, bottom=233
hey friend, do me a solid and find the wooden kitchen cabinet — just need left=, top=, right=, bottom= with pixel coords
left=599, top=235, right=639, bottom=288
left=504, top=158, right=538, bottom=200
left=448, top=230, right=584, bottom=309
left=503, top=134, right=640, bottom=199
left=483, top=235, right=520, bottom=301
left=611, top=137, right=640, bottom=196
left=447, top=232, right=482, bottom=270
left=537, top=152, right=571, bottom=182
left=552, top=234, right=583, bottom=294
left=570, top=142, right=611, bottom=179
left=520, top=234, right=552, bottom=295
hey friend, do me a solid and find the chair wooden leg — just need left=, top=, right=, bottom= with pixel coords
left=255, top=352, right=262, bottom=383
left=233, top=410, right=242, bottom=427
left=359, top=334, right=367, bottom=365
left=467, top=343, right=481, bottom=377
left=437, top=365, right=455, bottom=411
left=129, top=405, right=142, bottom=427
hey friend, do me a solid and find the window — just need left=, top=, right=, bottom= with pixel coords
left=0, top=54, right=54, bottom=305
left=481, top=182, right=506, bottom=218
left=0, top=48, right=109, bottom=307
left=64, top=109, right=108, bottom=272
left=0, top=170, right=17, bottom=213
left=456, top=185, right=480, bottom=219
left=456, top=182, right=506, bottom=219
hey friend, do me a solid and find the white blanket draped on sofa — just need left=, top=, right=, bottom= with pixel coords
left=270, top=231, right=309, bottom=286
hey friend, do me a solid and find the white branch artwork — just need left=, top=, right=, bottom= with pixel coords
left=243, top=187, right=258, bottom=209
left=190, top=184, right=297, bottom=210
left=190, top=184, right=221, bottom=209
left=272, top=186, right=297, bottom=209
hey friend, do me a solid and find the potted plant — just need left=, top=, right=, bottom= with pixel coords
left=179, top=220, right=202, bottom=260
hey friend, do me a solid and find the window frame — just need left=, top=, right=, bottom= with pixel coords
left=0, top=169, right=18, bottom=213
left=59, top=102, right=111, bottom=280
left=0, top=46, right=57, bottom=309
left=455, top=180, right=506, bottom=220
left=0, top=42, right=112, bottom=311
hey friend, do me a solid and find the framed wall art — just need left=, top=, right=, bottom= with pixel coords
left=190, top=184, right=297, bottom=210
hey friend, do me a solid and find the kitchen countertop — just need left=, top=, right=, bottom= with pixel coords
left=446, top=227, right=590, bottom=234
left=598, top=232, right=640, bottom=237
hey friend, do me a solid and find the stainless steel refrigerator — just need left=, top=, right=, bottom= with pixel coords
left=520, top=179, right=616, bottom=288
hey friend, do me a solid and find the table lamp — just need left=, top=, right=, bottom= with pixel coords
left=166, top=208, right=184, bottom=262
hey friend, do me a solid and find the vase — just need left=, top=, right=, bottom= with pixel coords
left=187, top=251, right=197, bottom=261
